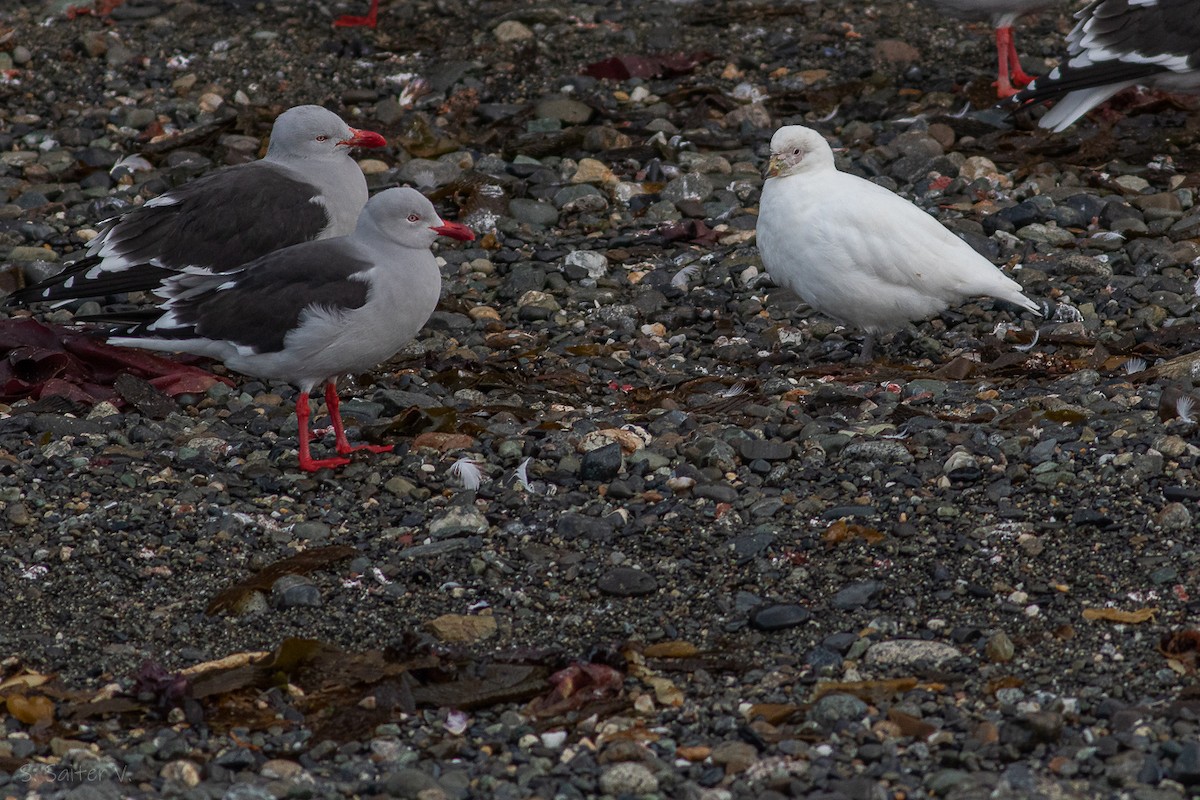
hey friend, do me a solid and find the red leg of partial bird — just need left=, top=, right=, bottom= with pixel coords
left=296, top=392, right=351, bottom=472
left=333, top=0, right=379, bottom=27
left=325, top=381, right=393, bottom=457
left=1002, top=27, right=1036, bottom=87
left=993, top=26, right=1033, bottom=98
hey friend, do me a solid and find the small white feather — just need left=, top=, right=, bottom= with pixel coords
left=1176, top=395, right=1196, bottom=424
left=448, top=457, right=483, bottom=490
left=671, top=263, right=700, bottom=291
left=1013, top=328, right=1040, bottom=353
left=1123, top=357, right=1147, bottom=375
left=514, top=457, right=533, bottom=492
left=720, top=381, right=746, bottom=398
left=109, top=154, right=154, bottom=176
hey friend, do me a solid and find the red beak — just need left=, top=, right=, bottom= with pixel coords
left=430, top=221, right=475, bottom=242
left=338, top=128, right=387, bottom=148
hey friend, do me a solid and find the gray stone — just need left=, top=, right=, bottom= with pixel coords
left=563, top=249, right=608, bottom=279
left=493, top=20, right=533, bottom=43
left=840, top=440, right=914, bottom=465
left=736, top=438, right=793, bottom=461
left=553, top=184, right=609, bottom=213
left=8, top=246, right=59, bottom=262
left=383, top=768, right=443, bottom=799
left=428, top=506, right=490, bottom=538
left=750, top=603, right=812, bottom=631
left=396, top=158, right=463, bottom=189
left=293, top=521, right=331, bottom=543
left=597, top=567, right=658, bottom=597
left=534, top=96, right=593, bottom=124
left=508, top=198, right=560, bottom=226
left=864, top=639, right=962, bottom=670
left=809, top=693, right=868, bottom=728
left=271, top=575, right=322, bottom=609
left=598, top=762, right=658, bottom=795
left=831, top=580, right=881, bottom=610
left=694, top=482, right=737, bottom=503
left=662, top=172, right=714, bottom=205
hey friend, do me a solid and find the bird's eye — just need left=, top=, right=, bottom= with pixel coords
left=316, top=135, right=330, bottom=142
left=793, top=148, right=800, bottom=155
left=407, top=214, right=419, bottom=222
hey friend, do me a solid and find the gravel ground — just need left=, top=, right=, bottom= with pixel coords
left=3, top=0, right=1200, bottom=798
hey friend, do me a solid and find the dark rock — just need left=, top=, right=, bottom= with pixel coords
left=597, top=567, right=658, bottom=597
left=580, top=442, right=623, bottom=481
left=749, top=603, right=812, bottom=631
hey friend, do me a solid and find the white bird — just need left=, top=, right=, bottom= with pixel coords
left=923, top=0, right=1056, bottom=97
left=756, top=125, right=1041, bottom=361
left=1013, top=0, right=1200, bottom=131
left=105, top=188, right=475, bottom=472
left=9, top=105, right=387, bottom=305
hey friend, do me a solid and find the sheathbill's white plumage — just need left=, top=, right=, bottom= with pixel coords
left=756, top=125, right=1040, bottom=361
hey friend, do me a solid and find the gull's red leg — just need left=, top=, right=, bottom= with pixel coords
left=325, top=381, right=393, bottom=456
left=1003, top=27, right=1036, bottom=87
left=994, top=27, right=1018, bottom=98
left=333, top=0, right=379, bottom=27
left=296, top=392, right=350, bottom=472
left=994, top=26, right=1034, bottom=98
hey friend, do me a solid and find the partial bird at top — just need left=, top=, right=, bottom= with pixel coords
left=7, top=105, right=386, bottom=306
left=334, top=0, right=381, bottom=27
left=924, top=0, right=1057, bottom=97
left=1011, top=0, right=1200, bottom=131
left=755, top=126, right=1040, bottom=362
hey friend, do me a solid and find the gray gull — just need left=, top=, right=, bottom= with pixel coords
left=104, top=187, right=475, bottom=472
left=9, top=105, right=386, bottom=305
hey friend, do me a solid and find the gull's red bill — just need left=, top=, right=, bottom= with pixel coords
left=431, top=221, right=476, bottom=241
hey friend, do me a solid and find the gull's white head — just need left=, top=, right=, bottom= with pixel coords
left=764, top=125, right=835, bottom=179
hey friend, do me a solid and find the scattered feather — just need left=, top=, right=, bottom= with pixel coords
left=950, top=102, right=972, bottom=119
left=1177, top=395, right=1196, bottom=424
left=514, top=457, right=533, bottom=492
left=671, top=263, right=700, bottom=291
left=447, top=457, right=483, bottom=490
left=1013, top=328, right=1040, bottom=352
left=720, top=381, right=746, bottom=398
left=398, top=77, right=429, bottom=109
left=1123, top=357, right=1147, bottom=375
left=383, top=71, right=420, bottom=85
left=816, top=105, right=840, bottom=122
left=110, top=154, right=154, bottom=177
